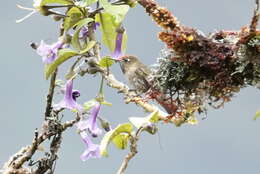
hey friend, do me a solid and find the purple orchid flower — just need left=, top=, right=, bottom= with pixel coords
left=111, top=32, right=123, bottom=60
left=53, top=79, right=83, bottom=112
left=72, top=90, right=80, bottom=100
left=36, top=40, right=64, bottom=64
left=80, top=131, right=101, bottom=161
left=79, top=22, right=100, bottom=39
left=77, top=102, right=102, bottom=137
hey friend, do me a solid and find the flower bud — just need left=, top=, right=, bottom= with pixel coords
left=38, top=6, right=53, bottom=16
left=144, top=123, right=158, bottom=135
left=30, top=42, right=38, bottom=50
left=99, top=118, right=111, bottom=132
left=52, top=15, right=63, bottom=21
left=126, top=0, right=138, bottom=8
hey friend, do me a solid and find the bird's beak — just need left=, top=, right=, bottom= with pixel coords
left=115, top=56, right=123, bottom=62
left=118, top=59, right=125, bottom=74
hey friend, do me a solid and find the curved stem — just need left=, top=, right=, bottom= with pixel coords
left=116, top=127, right=144, bottom=174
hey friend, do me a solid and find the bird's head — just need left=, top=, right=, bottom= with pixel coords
left=118, top=55, right=139, bottom=74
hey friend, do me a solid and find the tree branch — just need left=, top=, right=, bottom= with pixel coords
left=101, top=71, right=186, bottom=125
left=1, top=115, right=80, bottom=174
left=87, top=7, right=185, bottom=125
left=45, top=69, right=58, bottom=119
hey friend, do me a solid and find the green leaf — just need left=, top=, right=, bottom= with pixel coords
left=44, top=49, right=78, bottom=79
left=64, top=7, right=83, bottom=31
left=112, top=134, right=129, bottom=150
left=98, top=56, right=115, bottom=68
left=86, top=0, right=98, bottom=5
left=129, top=110, right=159, bottom=129
left=100, top=123, right=133, bottom=156
left=95, top=12, right=128, bottom=52
left=127, top=0, right=137, bottom=8
left=99, top=0, right=129, bottom=23
left=100, top=100, right=112, bottom=106
left=75, top=0, right=98, bottom=7
left=149, top=110, right=160, bottom=123
left=40, top=0, right=74, bottom=6
left=71, top=18, right=94, bottom=51
left=95, top=13, right=117, bottom=52
left=79, top=40, right=96, bottom=54
left=83, top=99, right=97, bottom=111
left=253, top=110, right=260, bottom=120
left=98, top=0, right=110, bottom=10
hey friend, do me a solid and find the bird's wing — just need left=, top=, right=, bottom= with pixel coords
left=134, top=68, right=151, bottom=92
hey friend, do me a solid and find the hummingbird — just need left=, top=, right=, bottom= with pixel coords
left=119, top=55, right=177, bottom=114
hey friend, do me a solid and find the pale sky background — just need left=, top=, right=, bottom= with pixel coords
left=1, top=0, right=260, bottom=174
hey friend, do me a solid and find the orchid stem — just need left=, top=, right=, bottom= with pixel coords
left=98, top=76, right=105, bottom=100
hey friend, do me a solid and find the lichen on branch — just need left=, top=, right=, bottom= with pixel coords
left=138, top=0, right=260, bottom=120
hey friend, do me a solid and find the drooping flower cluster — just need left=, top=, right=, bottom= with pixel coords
left=77, top=102, right=102, bottom=137
left=32, top=13, right=115, bottom=160
left=53, top=79, right=103, bottom=160
left=77, top=102, right=102, bottom=160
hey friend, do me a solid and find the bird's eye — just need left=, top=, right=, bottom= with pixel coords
left=124, top=58, right=130, bottom=62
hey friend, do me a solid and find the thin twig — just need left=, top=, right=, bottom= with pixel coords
left=116, top=127, right=144, bottom=174
left=33, top=133, right=62, bottom=174
left=2, top=115, right=80, bottom=174
left=45, top=69, right=58, bottom=120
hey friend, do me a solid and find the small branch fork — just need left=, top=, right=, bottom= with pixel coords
left=116, top=127, right=144, bottom=174
left=2, top=115, right=80, bottom=174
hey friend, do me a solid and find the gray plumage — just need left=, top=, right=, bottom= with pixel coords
left=119, top=55, right=152, bottom=94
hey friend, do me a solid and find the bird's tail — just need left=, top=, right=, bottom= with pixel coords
left=149, top=90, right=178, bottom=114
